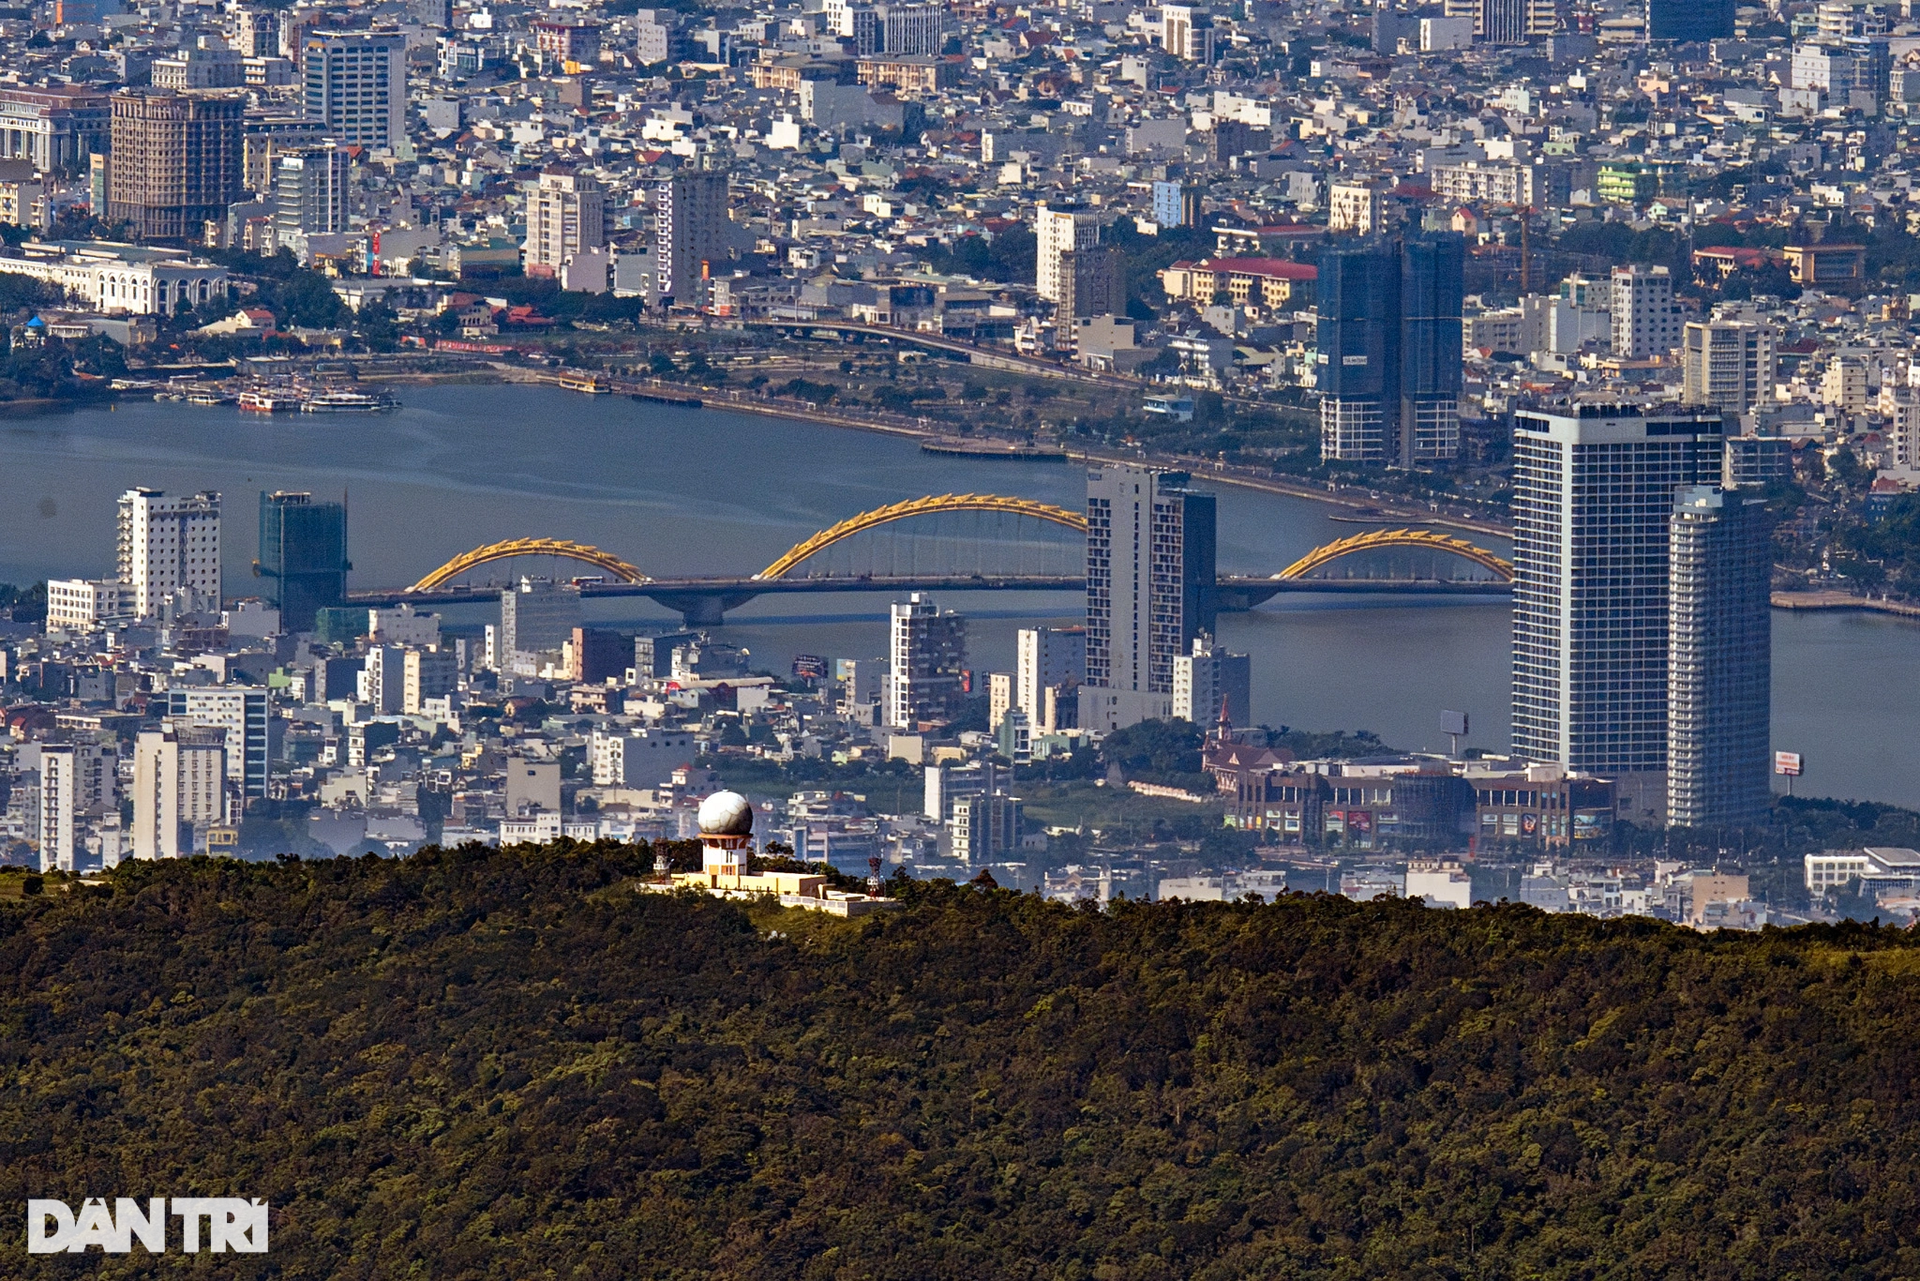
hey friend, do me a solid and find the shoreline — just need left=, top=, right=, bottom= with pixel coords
left=1772, top=591, right=1920, bottom=619
left=606, top=377, right=1515, bottom=539
left=165, top=363, right=1515, bottom=539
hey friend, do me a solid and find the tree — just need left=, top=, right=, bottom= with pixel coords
left=356, top=299, right=401, bottom=352
left=1100, top=718, right=1205, bottom=780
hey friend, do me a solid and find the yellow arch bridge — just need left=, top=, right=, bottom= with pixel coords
left=385, top=499, right=1510, bottom=625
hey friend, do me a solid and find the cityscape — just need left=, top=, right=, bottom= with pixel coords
left=0, top=0, right=1917, bottom=933
left=10, top=0, right=1920, bottom=1267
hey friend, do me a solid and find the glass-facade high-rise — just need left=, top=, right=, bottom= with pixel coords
left=1667, top=486, right=1774, bottom=829
left=1400, top=234, right=1466, bottom=467
left=1510, top=406, right=1725, bottom=823
left=1318, top=234, right=1464, bottom=467
left=1317, top=241, right=1399, bottom=464
left=256, top=490, right=347, bottom=632
left=1646, top=0, right=1734, bottom=42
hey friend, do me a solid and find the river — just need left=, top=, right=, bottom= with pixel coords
left=0, top=385, right=1913, bottom=808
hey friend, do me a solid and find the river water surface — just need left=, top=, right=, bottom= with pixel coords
left=0, top=386, right=1912, bottom=807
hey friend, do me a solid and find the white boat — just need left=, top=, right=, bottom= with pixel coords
left=301, top=389, right=396, bottom=413
left=238, top=390, right=301, bottom=413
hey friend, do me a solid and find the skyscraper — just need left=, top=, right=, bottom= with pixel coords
left=1510, top=405, right=1725, bottom=821
left=888, top=593, right=968, bottom=730
left=1035, top=201, right=1101, bottom=305
left=1318, top=234, right=1465, bottom=466
left=1667, top=486, right=1773, bottom=829
left=653, top=169, right=729, bottom=307
left=1399, top=233, right=1466, bottom=466
left=106, top=91, right=244, bottom=241
left=256, top=490, right=348, bottom=632
left=118, top=487, right=222, bottom=618
left=1082, top=463, right=1217, bottom=731
left=1317, top=240, right=1400, bottom=464
left=1646, top=0, right=1733, bottom=40
left=302, top=31, right=407, bottom=150
left=132, top=723, right=228, bottom=860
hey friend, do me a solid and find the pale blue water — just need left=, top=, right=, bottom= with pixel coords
left=0, top=387, right=1910, bottom=807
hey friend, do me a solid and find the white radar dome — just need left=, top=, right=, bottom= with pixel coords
left=698, top=790, right=755, bottom=837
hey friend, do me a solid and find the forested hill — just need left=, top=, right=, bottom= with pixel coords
left=5, top=848, right=1920, bottom=1279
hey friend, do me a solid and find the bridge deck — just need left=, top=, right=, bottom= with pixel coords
left=345, top=574, right=1512, bottom=611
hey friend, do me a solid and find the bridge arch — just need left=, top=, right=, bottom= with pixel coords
left=1278, top=529, right=1513, bottom=582
left=407, top=539, right=650, bottom=593
left=756, top=493, right=1088, bottom=580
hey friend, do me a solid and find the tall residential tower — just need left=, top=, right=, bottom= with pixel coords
left=887, top=593, right=968, bottom=730
left=1081, top=463, right=1216, bottom=731
left=256, top=490, right=348, bottom=632
left=1667, top=486, right=1774, bottom=828
left=1318, top=234, right=1465, bottom=467
left=653, top=169, right=729, bottom=307
left=1509, top=405, right=1725, bottom=822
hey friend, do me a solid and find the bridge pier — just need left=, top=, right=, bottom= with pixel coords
left=677, top=596, right=730, bottom=627
left=640, top=590, right=759, bottom=627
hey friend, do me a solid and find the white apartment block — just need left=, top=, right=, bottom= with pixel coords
left=132, top=724, right=228, bottom=860
left=37, top=743, right=118, bottom=872
left=1682, top=320, right=1774, bottom=414
left=402, top=648, right=459, bottom=715
left=1035, top=202, right=1100, bottom=304
left=590, top=727, right=696, bottom=788
left=46, top=578, right=132, bottom=631
left=1610, top=264, right=1680, bottom=361
left=1015, top=625, right=1086, bottom=729
left=1327, top=180, right=1387, bottom=235
left=523, top=169, right=606, bottom=274
left=117, top=487, right=221, bottom=618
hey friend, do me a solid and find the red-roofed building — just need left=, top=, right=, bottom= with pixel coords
left=1691, top=245, right=1781, bottom=279
left=1160, top=257, right=1317, bottom=309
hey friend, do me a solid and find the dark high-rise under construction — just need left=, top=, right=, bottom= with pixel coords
left=1317, top=233, right=1465, bottom=468
left=256, top=490, right=349, bottom=632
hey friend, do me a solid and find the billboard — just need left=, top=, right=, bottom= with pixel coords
left=1774, top=751, right=1804, bottom=777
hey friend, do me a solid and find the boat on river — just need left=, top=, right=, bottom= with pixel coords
left=238, top=389, right=302, bottom=413
left=301, top=389, right=396, bottom=413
